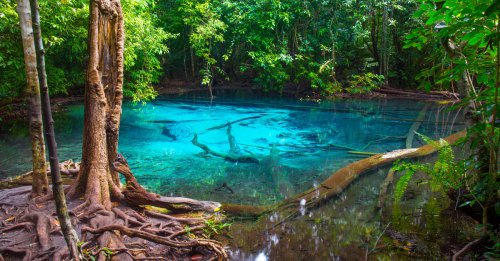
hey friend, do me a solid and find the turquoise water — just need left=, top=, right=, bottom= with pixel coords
left=0, top=96, right=464, bottom=205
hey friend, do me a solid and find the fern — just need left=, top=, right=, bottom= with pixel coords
left=392, top=133, right=465, bottom=203
left=394, top=166, right=417, bottom=202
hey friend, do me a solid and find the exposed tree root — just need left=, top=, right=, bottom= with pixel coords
left=82, top=224, right=227, bottom=260
left=19, top=212, right=56, bottom=250
left=1, top=156, right=230, bottom=261
left=0, top=189, right=228, bottom=260
left=113, top=155, right=221, bottom=213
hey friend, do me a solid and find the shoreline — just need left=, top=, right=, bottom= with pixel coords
left=0, top=84, right=458, bottom=124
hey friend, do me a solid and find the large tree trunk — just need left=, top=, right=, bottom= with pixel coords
left=29, top=0, right=80, bottom=258
left=16, top=0, right=49, bottom=198
left=68, top=0, right=124, bottom=210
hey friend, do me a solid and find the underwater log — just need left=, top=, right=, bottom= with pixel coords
left=191, top=133, right=260, bottom=163
left=406, top=104, right=429, bottom=148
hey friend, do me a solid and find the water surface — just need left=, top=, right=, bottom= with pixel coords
left=0, top=96, right=463, bottom=206
left=0, top=95, right=470, bottom=259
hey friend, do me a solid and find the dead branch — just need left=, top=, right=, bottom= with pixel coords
left=375, top=88, right=459, bottom=100
left=202, top=115, right=263, bottom=133
left=191, top=133, right=260, bottom=163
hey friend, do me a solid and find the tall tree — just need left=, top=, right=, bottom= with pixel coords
left=29, top=0, right=80, bottom=257
left=16, top=0, right=49, bottom=198
left=67, top=0, right=125, bottom=209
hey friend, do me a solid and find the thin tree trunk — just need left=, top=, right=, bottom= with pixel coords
left=381, top=2, right=389, bottom=85
left=370, top=12, right=380, bottom=72
left=29, top=0, right=80, bottom=257
left=191, top=47, right=195, bottom=78
left=68, top=0, right=125, bottom=209
left=16, top=0, right=48, bottom=198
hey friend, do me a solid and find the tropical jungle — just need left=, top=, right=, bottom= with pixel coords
left=0, top=0, right=498, bottom=260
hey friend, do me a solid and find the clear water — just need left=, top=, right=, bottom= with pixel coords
left=0, top=96, right=464, bottom=206
left=0, top=95, right=469, bottom=259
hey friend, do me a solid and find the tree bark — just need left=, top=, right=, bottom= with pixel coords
left=68, top=0, right=125, bottom=210
left=16, top=0, right=48, bottom=198
left=29, top=0, right=80, bottom=258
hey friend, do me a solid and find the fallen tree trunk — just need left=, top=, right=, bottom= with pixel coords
left=376, top=88, right=459, bottom=100
left=274, top=130, right=466, bottom=215
left=216, top=130, right=467, bottom=218
left=220, top=204, right=270, bottom=217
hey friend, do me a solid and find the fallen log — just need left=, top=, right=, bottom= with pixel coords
left=375, top=88, right=459, bottom=100
left=211, top=130, right=467, bottom=219
left=273, top=130, right=466, bottom=215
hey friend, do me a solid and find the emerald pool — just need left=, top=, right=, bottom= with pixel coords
left=0, top=96, right=463, bottom=205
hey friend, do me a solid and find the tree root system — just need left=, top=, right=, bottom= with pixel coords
left=0, top=161, right=229, bottom=260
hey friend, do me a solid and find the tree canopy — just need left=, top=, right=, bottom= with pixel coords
left=4, top=0, right=496, bottom=100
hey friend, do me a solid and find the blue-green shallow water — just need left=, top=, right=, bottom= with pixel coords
left=0, top=96, right=464, bottom=206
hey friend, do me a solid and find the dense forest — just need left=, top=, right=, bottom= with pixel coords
left=0, top=0, right=498, bottom=260
left=1, top=0, right=496, bottom=100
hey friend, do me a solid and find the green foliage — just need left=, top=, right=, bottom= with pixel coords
left=0, top=0, right=168, bottom=102
left=393, top=134, right=465, bottom=203
left=404, top=0, right=497, bottom=92
left=0, top=0, right=24, bottom=98
left=179, top=0, right=227, bottom=89
left=155, top=0, right=420, bottom=94
left=346, top=73, right=385, bottom=94
left=1, top=0, right=430, bottom=97
left=202, top=219, right=231, bottom=238
left=393, top=163, right=417, bottom=202
left=122, top=0, right=173, bottom=102
left=404, top=0, right=499, bottom=233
